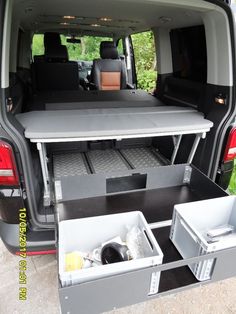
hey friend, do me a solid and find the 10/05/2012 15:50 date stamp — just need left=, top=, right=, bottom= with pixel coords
left=19, top=208, right=27, bottom=301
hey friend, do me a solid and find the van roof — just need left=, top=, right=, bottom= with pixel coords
left=14, top=0, right=216, bottom=37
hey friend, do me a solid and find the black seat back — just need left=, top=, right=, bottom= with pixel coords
left=33, top=45, right=79, bottom=91
left=34, top=32, right=62, bottom=63
left=44, top=32, right=61, bottom=50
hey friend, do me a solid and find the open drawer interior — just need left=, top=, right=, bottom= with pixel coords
left=56, top=163, right=227, bottom=222
left=57, top=166, right=236, bottom=314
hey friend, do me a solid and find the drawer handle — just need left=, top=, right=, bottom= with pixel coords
left=143, top=229, right=154, bottom=251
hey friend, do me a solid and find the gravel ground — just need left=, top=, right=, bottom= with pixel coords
left=0, top=239, right=235, bottom=314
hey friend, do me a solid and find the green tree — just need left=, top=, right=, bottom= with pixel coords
left=131, top=31, right=157, bottom=92
left=229, top=160, right=236, bottom=195
left=32, top=34, right=44, bottom=56
left=32, top=34, right=112, bottom=61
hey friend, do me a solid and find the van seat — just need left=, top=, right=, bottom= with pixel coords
left=32, top=45, right=80, bottom=91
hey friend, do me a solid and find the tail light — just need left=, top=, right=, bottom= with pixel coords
left=224, top=127, right=236, bottom=162
left=0, top=141, right=19, bottom=186
left=16, top=250, right=56, bottom=256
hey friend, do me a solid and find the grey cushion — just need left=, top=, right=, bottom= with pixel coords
left=16, top=106, right=213, bottom=141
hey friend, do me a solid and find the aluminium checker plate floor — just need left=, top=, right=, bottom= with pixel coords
left=53, top=147, right=165, bottom=179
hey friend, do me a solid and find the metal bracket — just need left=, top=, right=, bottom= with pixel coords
left=183, top=166, right=192, bottom=184
left=43, top=192, right=51, bottom=207
left=54, top=180, right=63, bottom=202
left=187, top=133, right=203, bottom=164
left=171, top=135, right=182, bottom=165
left=37, top=142, right=51, bottom=206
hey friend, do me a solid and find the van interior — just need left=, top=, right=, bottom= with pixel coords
left=1, top=0, right=236, bottom=312
left=4, top=0, right=234, bottom=225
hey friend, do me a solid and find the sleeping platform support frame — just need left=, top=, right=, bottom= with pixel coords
left=15, top=105, right=213, bottom=206
left=36, top=132, right=206, bottom=207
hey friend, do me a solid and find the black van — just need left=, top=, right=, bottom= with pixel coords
left=0, top=0, right=236, bottom=312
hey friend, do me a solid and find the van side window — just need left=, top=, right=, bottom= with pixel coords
left=31, top=34, right=113, bottom=62
left=131, top=31, right=157, bottom=92
left=32, top=34, right=44, bottom=58
left=117, top=39, right=124, bottom=55
left=170, top=25, right=207, bottom=83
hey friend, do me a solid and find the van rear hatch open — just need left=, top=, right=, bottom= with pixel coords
left=0, top=0, right=236, bottom=313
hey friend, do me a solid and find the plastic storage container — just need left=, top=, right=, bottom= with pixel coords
left=170, top=196, right=236, bottom=281
left=59, top=211, right=163, bottom=288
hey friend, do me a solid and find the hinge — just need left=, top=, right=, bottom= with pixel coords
left=183, top=166, right=192, bottom=184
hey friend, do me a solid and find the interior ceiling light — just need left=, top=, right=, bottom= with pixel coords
left=100, top=17, right=112, bottom=22
left=25, top=7, right=33, bottom=13
left=159, top=16, right=172, bottom=24
left=60, top=22, right=70, bottom=25
left=63, top=15, right=76, bottom=19
left=91, top=24, right=101, bottom=27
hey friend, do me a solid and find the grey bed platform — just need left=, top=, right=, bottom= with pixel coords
left=30, top=89, right=162, bottom=111
left=16, top=106, right=212, bottom=142
left=16, top=105, right=213, bottom=206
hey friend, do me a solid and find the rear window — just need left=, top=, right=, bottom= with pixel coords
left=170, top=25, right=207, bottom=83
left=32, top=34, right=113, bottom=61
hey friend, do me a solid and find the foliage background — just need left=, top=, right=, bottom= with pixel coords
left=32, top=31, right=157, bottom=91
left=229, top=160, right=236, bottom=195
left=131, top=31, right=157, bottom=91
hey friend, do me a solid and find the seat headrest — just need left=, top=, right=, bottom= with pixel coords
left=100, top=41, right=119, bottom=59
left=45, top=45, right=69, bottom=63
left=44, top=32, right=61, bottom=49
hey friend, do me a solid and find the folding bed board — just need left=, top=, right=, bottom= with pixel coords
left=16, top=106, right=212, bottom=142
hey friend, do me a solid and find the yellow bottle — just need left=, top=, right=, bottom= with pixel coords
left=65, top=252, right=84, bottom=272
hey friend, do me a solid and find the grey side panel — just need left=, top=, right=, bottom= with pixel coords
left=59, top=267, right=155, bottom=314
left=56, top=165, right=188, bottom=202
left=56, top=175, right=107, bottom=202
left=59, top=247, right=236, bottom=314
left=212, top=247, right=236, bottom=281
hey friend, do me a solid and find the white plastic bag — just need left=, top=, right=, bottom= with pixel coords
left=126, top=226, right=144, bottom=259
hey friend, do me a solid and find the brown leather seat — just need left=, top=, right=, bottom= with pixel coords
left=90, top=41, right=127, bottom=90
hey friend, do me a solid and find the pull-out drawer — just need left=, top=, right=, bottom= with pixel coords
left=59, top=231, right=236, bottom=314
left=56, top=164, right=236, bottom=314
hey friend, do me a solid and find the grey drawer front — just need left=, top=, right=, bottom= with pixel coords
left=59, top=267, right=155, bottom=314
left=58, top=242, right=236, bottom=314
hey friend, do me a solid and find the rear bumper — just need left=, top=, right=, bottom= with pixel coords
left=0, top=219, right=56, bottom=255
